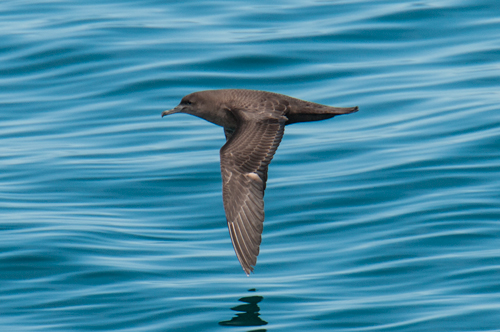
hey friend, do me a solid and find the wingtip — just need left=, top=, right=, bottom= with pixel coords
left=243, top=265, right=254, bottom=276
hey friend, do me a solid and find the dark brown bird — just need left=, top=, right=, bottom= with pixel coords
left=162, top=89, right=358, bottom=275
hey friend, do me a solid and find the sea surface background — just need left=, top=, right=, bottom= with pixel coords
left=1, top=0, right=500, bottom=331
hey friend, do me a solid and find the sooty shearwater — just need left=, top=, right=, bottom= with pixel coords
left=162, top=89, right=358, bottom=275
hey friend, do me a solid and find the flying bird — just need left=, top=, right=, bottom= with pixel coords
left=162, top=89, right=358, bottom=275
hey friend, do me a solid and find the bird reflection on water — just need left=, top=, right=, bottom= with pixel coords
left=219, top=289, right=268, bottom=331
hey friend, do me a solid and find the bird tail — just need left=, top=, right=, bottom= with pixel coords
left=326, top=106, right=359, bottom=115
left=285, top=106, right=358, bottom=125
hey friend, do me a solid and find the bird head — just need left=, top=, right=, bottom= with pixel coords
left=162, top=92, right=212, bottom=118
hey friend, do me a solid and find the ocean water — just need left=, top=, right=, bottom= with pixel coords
left=1, top=0, right=500, bottom=331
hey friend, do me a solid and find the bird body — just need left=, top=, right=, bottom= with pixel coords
left=162, top=89, right=358, bottom=275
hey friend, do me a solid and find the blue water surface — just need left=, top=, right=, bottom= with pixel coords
left=1, top=0, right=500, bottom=331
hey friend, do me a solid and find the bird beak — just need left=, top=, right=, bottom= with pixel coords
left=161, top=106, right=182, bottom=118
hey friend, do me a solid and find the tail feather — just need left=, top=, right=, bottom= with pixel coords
left=285, top=105, right=358, bottom=125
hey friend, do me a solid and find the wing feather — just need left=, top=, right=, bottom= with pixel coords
left=220, top=108, right=286, bottom=275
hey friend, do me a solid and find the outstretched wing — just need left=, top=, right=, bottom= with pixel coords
left=220, top=108, right=286, bottom=275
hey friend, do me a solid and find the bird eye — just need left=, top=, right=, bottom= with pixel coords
left=182, top=100, right=192, bottom=105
